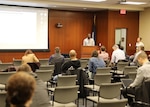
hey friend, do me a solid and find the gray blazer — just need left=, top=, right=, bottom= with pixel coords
left=130, top=62, right=150, bottom=87
left=31, top=73, right=51, bottom=107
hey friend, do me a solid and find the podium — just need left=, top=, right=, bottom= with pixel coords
left=81, top=46, right=98, bottom=58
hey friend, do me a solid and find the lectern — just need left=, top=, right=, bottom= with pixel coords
left=81, top=46, right=98, bottom=58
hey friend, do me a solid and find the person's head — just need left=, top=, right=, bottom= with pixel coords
left=69, top=50, right=77, bottom=59
left=24, top=49, right=33, bottom=56
left=112, top=44, right=119, bottom=51
left=137, top=37, right=142, bottom=42
left=17, top=64, right=32, bottom=73
left=7, top=72, right=36, bottom=107
left=137, top=51, right=148, bottom=65
left=136, top=46, right=144, bottom=52
left=100, top=46, right=106, bottom=52
left=91, top=50, right=98, bottom=57
left=87, top=33, right=91, bottom=39
left=55, top=47, right=60, bottom=54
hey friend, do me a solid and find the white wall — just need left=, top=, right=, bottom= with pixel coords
left=139, top=8, right=150, bottom=51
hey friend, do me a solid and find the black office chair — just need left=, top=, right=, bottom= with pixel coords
left=133, top=80, right=150, bottom=107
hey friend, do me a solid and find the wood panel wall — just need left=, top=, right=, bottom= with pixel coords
left=49, top=10, right=93, bottom=59
left=0, top=9, right=139, bottom=62
left=96, top=10, right=139, bottom=56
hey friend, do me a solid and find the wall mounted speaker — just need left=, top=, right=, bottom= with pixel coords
left=56, top=23, right=63, bottom=28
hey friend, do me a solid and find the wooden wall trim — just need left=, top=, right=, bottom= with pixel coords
left=0, top=10, right=139, bottom=62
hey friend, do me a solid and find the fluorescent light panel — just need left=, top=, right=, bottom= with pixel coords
left=81, top=0, right=106, bottom=2
left=120, top=1, right=146, bottom=5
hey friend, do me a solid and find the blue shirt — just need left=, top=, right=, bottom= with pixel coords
left=88, top=57, right=106, bottom=73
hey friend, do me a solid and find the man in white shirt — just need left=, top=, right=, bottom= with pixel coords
left=83, top=33, right=95, bottom=46
left=136, top=37, right=144, bottom=48
left=110, top=44, right=126, bottom=64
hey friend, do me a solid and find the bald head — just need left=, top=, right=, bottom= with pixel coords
left=137, top=51, right=148, bottom=65
left=69, top=50, right=77, bottom=58
left=17, top=64, right=32, bottom=73
left=112, top=44, right=119, bottom=50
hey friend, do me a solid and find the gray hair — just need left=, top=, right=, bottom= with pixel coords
left=112, top=44, right=119, bottom=49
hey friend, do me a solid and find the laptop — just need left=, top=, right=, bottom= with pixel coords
left=121, top=79, right=133, bottom=88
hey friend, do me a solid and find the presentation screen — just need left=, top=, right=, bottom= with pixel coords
left=0, top=5, right=49, bottom=51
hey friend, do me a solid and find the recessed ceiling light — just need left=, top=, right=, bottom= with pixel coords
left=81, top=0, right=106, bottom=2
left=120, top=1, right=146, bottom=5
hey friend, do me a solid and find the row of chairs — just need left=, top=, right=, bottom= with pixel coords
left=44, top=73, right=127, bottom=107
left=83, top=67, right=129, bottom=107
left=0, top=59, right=136, bottom=107
left=0, top=73, right=128, bottom=107
left=83, top=63, right=138, bottom=107
left=85, top=82, right=128, bottom=107
left=0, top=70, right=129, bottom=105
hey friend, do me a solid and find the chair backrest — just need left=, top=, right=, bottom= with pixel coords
left=117, top=61, right=129, bottom=71
left=96, top=67, right=111, bottom=74
left=53, top=61, right=63, bottom=76
left=13, top=59, right=22, bottom=66
left=94, top=73, right=112, bottom=86
left=97, top=99, right=128, bottom=107
left=36, top=70, right=53, bottom=82
left=39, top=58, right=49, bottom=65
left=0, top=91, right=7, bottom=107
left=123, top=66, right=137, bottom=75
left=80, top=59, right=88, bottom=68
left=39, top=65, right=54, bottom=71
left=128, top=72, right=137, bottom=80
left=57, top=75, right=77, bottom=86
left=0, top=72, right=16, bottom=84
left=0, top=63, right=14, bottom=71
left=99, top=82, right=122, bottom=99
left=27, top=62, right=40, bottom=72
left=54, top=86, right=79, bottom=104
left=133, top=80, right=150, bottom=106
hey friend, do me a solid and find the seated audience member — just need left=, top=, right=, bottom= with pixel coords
left=22, top=49, right=39, bottom=72
left=6, top=72, right=36, bottom=107
left=98, top=46, right=109, bottom=65
left=6, top=64, right=51, bottom=107
left=22, top=49, right=39, bottom=65
left=130, top=46, right=144, bottom=66
left=118, top=45, right=130, bottom=61
left=61, top=49, right=81, bottom=74
left=49, top=47, right=64, bottom=65
left=89, top=50, right=106, bottom=79
left=109, top=44, right=126, bottom=67
left=122, top=51, right=150, bottom=106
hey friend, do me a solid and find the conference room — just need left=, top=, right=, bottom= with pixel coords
left=0, top=0, right=150, bottom=107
